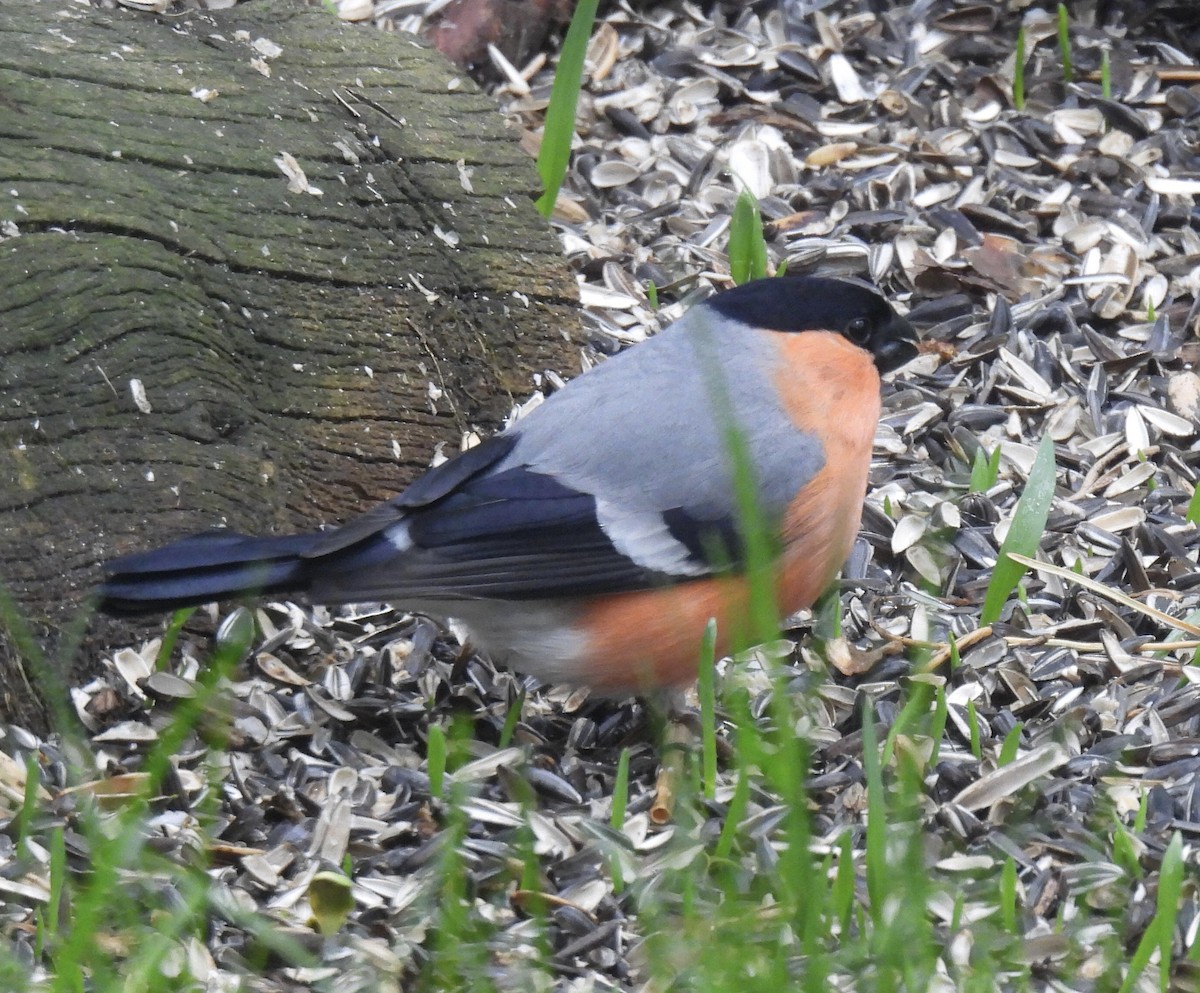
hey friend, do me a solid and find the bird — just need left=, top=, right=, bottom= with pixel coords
left=97, top=275, right=918, bottom=692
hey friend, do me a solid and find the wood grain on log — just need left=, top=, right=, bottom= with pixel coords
left=0, top=0, right=581, bottom=732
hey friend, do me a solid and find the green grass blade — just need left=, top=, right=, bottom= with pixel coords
left=16, top=753, right=38, bottom=859
left=427, top=723, right=447, bottom=799
left=611, top=747, right=630, bottom=831
left=969, top=444, right=1001, bottom=493
left=697, top=618, right=718, bottom=799
left=1101, top=47, right=1112, bottom=99
left=498, top=688, right=524, bottom=749
left=516, top=820, right=542, bottom=897
left=1186, top=483, right=1200, bottom=525
left=728, top=189, right=770, bottom=285
left=534, top=0, right=600, bottom=218
left=929, top=683, right=948, bottom=765
left=883, top=678, right=934, bottom=766
left=1154, top=832, right=1184, bottom=992
left=155, top=607, right=195, bottom=669
left=969, top=446, right=991, bottom=492
left=832, top=830, right=856, bottom=936
left=424, top=785, right=477, bottom=990
left=861, top=700, right=888, bottom=925
left=950, top=890, right=965, bottom=934
left=48, top=827, right=65, bottom=938
left=981, top=433, right=1057, bottom=624
left=815, top=586, right=843, bottom=640
left=1000, top=857, right=1019, bottom=934
left=967, top=697, right=983, bottom=760
left=1122, top=921, right=1159, bottom=989
left=1014, top=26, right=1027, bottom=110
left=609, top=747, right=630, bottom=893
left=713, top=766, right=749, bottom=861
left=998, top=723, right=1023, bottom=766
left=1112, top=818, right=1141, bottom=879
left=1057, top=4, right=1073, bottom=83
left=1135, top=789, right=1149, bottom=832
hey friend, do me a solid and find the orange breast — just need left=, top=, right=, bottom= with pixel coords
left=772, top=331, right=881, bottom=615
left=572, top=331, right=882, bottom=692
left=570, top=576, right=755, bottom=691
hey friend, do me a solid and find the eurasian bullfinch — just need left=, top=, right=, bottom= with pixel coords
left=98, top=276, right=918, bottom=691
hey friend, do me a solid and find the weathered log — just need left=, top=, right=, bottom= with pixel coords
left=0, top=0, right=581, bottom=732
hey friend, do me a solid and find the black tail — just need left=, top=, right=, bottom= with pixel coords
left=97, top=531, right=321, bottom=616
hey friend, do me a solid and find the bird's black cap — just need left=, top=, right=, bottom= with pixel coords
left=706, top=275, right=919, bottom=373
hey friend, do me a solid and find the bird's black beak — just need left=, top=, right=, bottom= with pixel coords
left=872, top=315, right=919, bottom=374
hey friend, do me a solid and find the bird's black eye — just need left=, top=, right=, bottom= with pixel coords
left=846, top=317, right=871, bottom=345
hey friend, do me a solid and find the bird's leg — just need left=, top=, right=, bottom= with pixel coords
left=650, top=685, right=699, bottom=824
